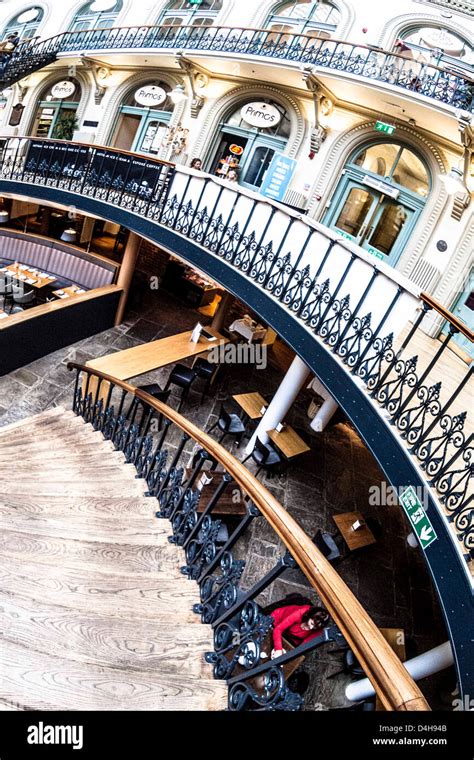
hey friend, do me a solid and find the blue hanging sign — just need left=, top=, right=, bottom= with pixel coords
left=260, top=152, right=297, bottom=202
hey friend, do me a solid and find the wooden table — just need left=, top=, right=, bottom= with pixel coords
left=3, top=263, right=56, bottom=289
left=53, top=285, right=86, bottom=299
left=332, top=511, right=376, bottom=551
left=233, top=392, right=268, bottom=421
left=85, top=328, right=229, bottom=401
left=267, top=425, right=311, bottom=459
left=184, top=469, right=246, bottom=516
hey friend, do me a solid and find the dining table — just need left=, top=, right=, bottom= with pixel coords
left=53, top=285, right=86, bottom=299
left=1, top=263, right=57, bottom=289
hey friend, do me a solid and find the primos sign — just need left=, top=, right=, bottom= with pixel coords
left=134, top=85, right=167, bottom=107
left=50, top=81, right=76, bottom=99
left=240, top=102, right=281, bottom=129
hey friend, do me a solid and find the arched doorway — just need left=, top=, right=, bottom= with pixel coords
left=31, top=79, right=82, bottom=140
left=323, top=141, right=430, bottom=267
left=207, top=99, right=292, bottom=190
left=1, top=6, right=44, bottom=40
left=68, top=0, right=122, bottom=32
left=111, top=81, right=174, bottom=155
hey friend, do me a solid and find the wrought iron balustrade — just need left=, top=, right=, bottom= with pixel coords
left=0, top=135, right=471, bottom=568
left=0, top=24, right=472, bottom=112
left=66, top=362, right=430, bottom=711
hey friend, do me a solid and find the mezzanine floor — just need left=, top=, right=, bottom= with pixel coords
left=0, top=287, right=453, bottom=710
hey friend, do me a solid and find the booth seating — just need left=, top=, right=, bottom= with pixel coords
left=0, top=231, right=118, bottom=291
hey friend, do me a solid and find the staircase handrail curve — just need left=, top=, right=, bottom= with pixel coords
left=66, top=360, right=430, bottom=712
left=0, top=135, right=471, bottom=567
left=2, top=24, right=472, bottom=110
left=421, top=292, right=474, bottom=342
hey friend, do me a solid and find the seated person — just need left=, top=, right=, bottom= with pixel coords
left=269, top=603, right=329, bottom=659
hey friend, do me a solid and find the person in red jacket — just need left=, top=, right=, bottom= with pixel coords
left=270, top=604, right=329, bottom=658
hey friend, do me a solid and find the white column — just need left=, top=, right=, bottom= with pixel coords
left=308, top=377, right=339, bottom=432
left=114, top=232, right=141, bottom=325
left=245, top=355, right=311, bottom=454
left=345, top=641, right=454, bottom=703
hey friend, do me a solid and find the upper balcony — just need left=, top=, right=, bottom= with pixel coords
left=1, top=24, right=472, bottom=142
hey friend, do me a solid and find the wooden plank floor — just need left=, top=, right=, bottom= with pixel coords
left=0, top=408, right=227, bottom=711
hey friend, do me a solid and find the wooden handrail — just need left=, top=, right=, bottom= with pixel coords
left=421, top=292, right=474, bottom=342
left=28, top=23, right=473, bottom=80
left=67, top=360, right=430, bottom=711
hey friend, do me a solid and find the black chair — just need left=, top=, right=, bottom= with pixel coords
left=311, top=529, right=343, bottom=563
left=193, top=357, right=216, bottom=402
left=242, top=436, right=282, bottom=478
left=137, top=383, right=171, bottom=430
left=207, top=403, right=246, bottom=446
left=164, top=363, right=197, bottom=413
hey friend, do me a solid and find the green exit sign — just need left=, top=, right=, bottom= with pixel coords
left=375, top=121, right=396, bottom=135
left=399, top=487, right=437, bottom=550
left=188, top=0, right=203, bottom=4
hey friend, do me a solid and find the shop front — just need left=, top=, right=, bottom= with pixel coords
left=31, top=79, right=81, bottom=140
left=208, top=100, right=291, bottom=190
left=111, top=82, right=173, bottom=156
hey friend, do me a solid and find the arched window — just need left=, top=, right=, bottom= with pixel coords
left=323, top=142, right=430, bottom=266
left=265, top=1, right=340, bottom=41
left=2, top=6, right=44, bottom=40
left=353, top=143, right=430, bottom=197
left=158, top=0, right=223, bottom=29
left=395, top=25, right=472, bottom=70
left=68, top=1, right=123, bottom=33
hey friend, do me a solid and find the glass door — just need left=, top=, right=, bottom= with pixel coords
left=361, top=199, right=413, bottom=262
left=133, top=114, right=170, bottom=156
left=326, top=180, right=414, bottom=265
left=330, top=182, right=380, bottom=244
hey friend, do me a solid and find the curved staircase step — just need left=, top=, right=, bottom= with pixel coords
left=0, top=560, right=202, bottom=621
left=0, top=407, right=225, bottom=711
left=0, top=594, right=215, bottom=676
left=0, top=640, right=227, bottom=711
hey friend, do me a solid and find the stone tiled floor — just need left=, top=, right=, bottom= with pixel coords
left=0, top=288, right=453, bottom=711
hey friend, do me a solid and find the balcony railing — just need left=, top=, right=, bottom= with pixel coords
left=66, top=361, right=430, bottom=711
left=0, top=24, right=472, bottom=112
left=1, top=135, right=472, bottom=697
left=0, top=136, right=471, bottom=566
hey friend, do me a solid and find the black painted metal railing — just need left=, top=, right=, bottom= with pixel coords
left=66, top=362, right=430, bottom=711
left=0, top=24, right=472, bottom=111
left=0, top=136, right=471, bottom=564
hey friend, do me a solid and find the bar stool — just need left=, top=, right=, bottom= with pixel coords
left=193, top=357, right=217, bottom=403
left=164, top=363, right=197, bottom=413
